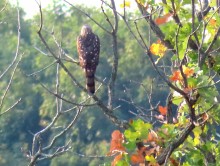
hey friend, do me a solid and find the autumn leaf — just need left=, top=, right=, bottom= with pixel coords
left=111, top=130, right=123, bottom=140
left=155, top=13, right=173, bottom=25
left=205, top=17, right=217, bottom=27
left=131, top=153, right=145, bottom=164
left=108, top=130, right=125, bottom=155
left=120, top=0, right=131, bottom=8
left=150, top=41, right=167, bottom=59
left=147, top=130, right=158, bottom=142
left=183, top=66, right=194, bottom=77
left=170, top=66, right=194, bottom=82
left=112, top=154, right=123, bottom=166
left=158, top=106, right=167, bottom=115
left=170, top=70, right=181, bottom=82
left=209, top=18, right=217, bottom=26
left=131, top=145, right=157, bottom=164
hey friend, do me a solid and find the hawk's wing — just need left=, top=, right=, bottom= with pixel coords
left=77, top=34, right=100, bottom=69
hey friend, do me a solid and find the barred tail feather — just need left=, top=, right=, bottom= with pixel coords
left=85, top=69, right=95, bottom=94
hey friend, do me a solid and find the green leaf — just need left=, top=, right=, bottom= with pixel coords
left=129, top=119, right=152, bottom=139
left=181, top=0, right=191, bottom=5
left=171, top=54, right=178, bottom=61
left=123, top=141, right=136, bottom=151
left=193, top=127, right=202, bottom=138
left=187, top=77, right=197, bottom=88
left=183, top=162, right=190, bottom=166
left=172, top=90, right=184, bottom=105
left=209, top=0, right=216, bottom=7
left=173, top=150, right=183, bottom=158
left=116, top=160, right=129, bottom=166
left=124, top=129, right=140, bottom=142
left=179, top=37, right=189, bottom=60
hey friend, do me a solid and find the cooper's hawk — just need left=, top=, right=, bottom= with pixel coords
left=77, top=25, right=100, bottom=94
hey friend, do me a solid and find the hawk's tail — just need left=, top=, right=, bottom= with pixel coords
left=85, top=69, right=95, bottom=94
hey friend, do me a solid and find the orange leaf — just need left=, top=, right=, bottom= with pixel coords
left=155, top=13, right=173, bottom=25
left=138, top=146, right=147, bottom=155
left=112, top=154, right=123, bottom=166
left=209, top=19, right=217, bottom=26
left=109, top=130, right=125, bottom=155
left=170, top=70, right=181, bottom=82
left=131, top=153, right=145, bottom=164
left=183, top=66, right=194, bottom=77
left=170, top=66, right=194, bottom=82
left=147, top=130, right=158, bottom=142
left=158, top=106, right=167, bottom=116
left=111, top=130, right=123, bottom=140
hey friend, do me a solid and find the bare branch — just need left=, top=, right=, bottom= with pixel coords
left=0, top=0, right=7, bottom=13
left=0, top=55, right=22, bottom=109
left=0, top=98, right=21, bottom=116
left=0, top=8, right=22, bottom=113
left=0, top=7, right=21, bottom=79
left=100, top=1, right=114, bottom=31
left=26, top=60, right=57, bottom=76
left=63, top=0, right=111, bottom=34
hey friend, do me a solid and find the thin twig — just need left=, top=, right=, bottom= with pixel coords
left=0, top=7, right=21, bottom=79
left=100, top=1, right=114, bottom=31
left=0, top=0, right=7, bottom=13
left=0, top=98, right=22, bottom=116
left=63, top=0, right=111, bottom=34
left=26, top=60, right=57, bottom=76
left=43, top=107, right=82, bottom=150
left=0, top=54, right=23, bottom=109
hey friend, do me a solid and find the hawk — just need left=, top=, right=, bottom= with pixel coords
left=77, top=25, right=100, bottom=94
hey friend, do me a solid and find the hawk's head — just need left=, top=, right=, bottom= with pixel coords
left=80, top=24, right=92, bottom=37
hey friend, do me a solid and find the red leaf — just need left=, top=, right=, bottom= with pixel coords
left=170, top=70, right=181, bottom=82
left=111, top=130, right=123, bottom=140
left=158, top=106, right=167, bottom=115
left=155, top=13, right=173, bottom=25
left=131, top=153, right=145, bottom=164
left=108, top=130, right=125, bottom=155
